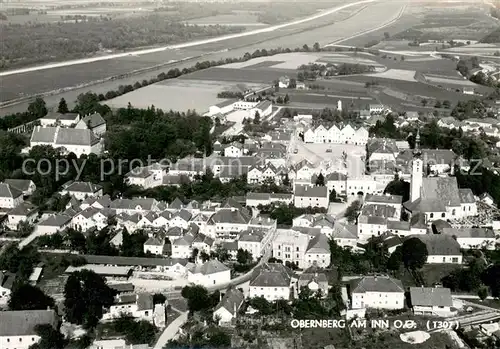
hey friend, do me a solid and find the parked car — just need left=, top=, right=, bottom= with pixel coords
left=326, top=148, right=332, bottom=153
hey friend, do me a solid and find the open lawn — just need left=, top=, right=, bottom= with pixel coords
left=106, top=79, right=266, bottom=112
left=423, top=74, right=477, bottom=87
left=365, top=68, right=417, bottom=82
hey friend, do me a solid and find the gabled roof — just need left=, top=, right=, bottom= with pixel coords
left=215, top=288, right=245, bottom=316
left=209, top=208, right=251, bottom=225
left=63, top=181, right=102, bottom=193
left=410, top=287, right=453, bottom=307
left=411, top=234, right=461, bottom=256
left=350, top=275, right=404, bottom=294
left=365, top=194, right=402, bottom=205
left=333, top=222, right=357, bottom=239
left=145, top=237, right=163, bottom=246
left=458, top=188, right=475, bottom=204
left=83, top=254, right=188, bottom=267
left=169, top=197, right=184, bottom=210
left=81, top=112, right=106, bottom=128
left=3, top=179, right=33, bottom=192
left=250, top=263, right=295, bottom=287
left=38, top=214, right=71, bottom=227
left=0, top=183, right=22, bottom=199
left=43, top=112, right=79, bottom=121
left=306, top=233, right=330, bottom=254
left=441, top=227, right=495, bottom=239
left=294, top=185, right=328, bottom=198
left=8, top=202, right=38, bottom=216
left=189, top=259, right=230, bottom=275
left=173, top=209, right=192, bottom=221
left=0, top=270, right=15, bottom=290
left=0, top=310, right=58, bottom=336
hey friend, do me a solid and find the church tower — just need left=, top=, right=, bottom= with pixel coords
left=410, top=129, right=423, bottom=202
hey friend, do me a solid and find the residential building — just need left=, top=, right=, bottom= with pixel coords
left=6, top=202, right=38, bottom=230
left=294, top=185, right=329, bottom=209
left=60, top=181, right=103, bottom=200
left=75, top=112, right=107, bottom=136
left=331, top=223, right=358, bottom=248
left=297, top=267, right=329, bottom=297
left=238, top=228, right=273, bottom=259
left=37, top=214, right=72, bottom=235
left=278, top=76, right=290, bottom=88
left=441, top=227, right=496, bottom=250
left=143, top=237, right=165, bottom=255
left=251, top=100, right=273, bottom=118
left=40, top=112, right=80, bottom=127
left=272, top=230, right=309, bottom=269
left=0, top=183, right=23, bottom=209
left=410, top=287, right=453, bottom=316
left=223, top=142, right=244, bottom=157
left=364, top=194, right=403, bottom=216
left=187, top=260, right=231, bottom=288
left=412, top=234, right=462, bottom=264
left=369, top=104, right=385, bottom=114
left=125, top=163, right=166, bottom=189
left=0, top=271, right=15, bottom=304
left=349, top=275, right=405, bottom=310
left=0, top=310, right=58, bottom=349
left=249, top=263, right=295, bottom=301
left=3, top=179, right=36, bottom=196
left=304, top=233, right=330, bottom=268
left=213, top=288, right=245, bottom=326
left=104, top=293, right=154, bottom=322
left=303, top=124, right=369, bottom=145
left=207, top=208, right=251, bottom=240
left=29, top=126, right=103, bottom=157
left=245, top=192, right=293, bottom=207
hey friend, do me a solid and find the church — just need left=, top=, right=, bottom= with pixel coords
left=403, top=131, right=477, bottom=224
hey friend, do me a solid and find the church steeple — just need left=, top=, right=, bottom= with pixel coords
left=410, top=127, right=423, bottom=202
left=413, top=128, right=421, bottom=156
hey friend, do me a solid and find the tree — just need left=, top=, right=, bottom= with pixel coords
left=253, top=111, right=261, bottom=124
left=313, top=42, right=321, bottom=52
left=344, top=200, right=361, bottom=223
left=401, top=237, right=428, bottom=270
left=29, top=324, right=65, bottom=349
left=329, top=189, right=337, bottom=202
left=284, top=94, right=290, bottom=104
left=384, top=177, right=410, bottom=202
left=0, top=244, right=40, bottom=280
left=288, top=78, right=297, bottom=89
left=421, top=99, right=428, bottom=107
left=200, top=251, right=210, bottom=263
left=315, top=173, right=325, bottom=186
left=483, top=264, right=500, bottom=298
left=303, top=44, right=310, bottom=51
left=442, top=100, right=451, bottom=109
left=113, top=317, right=156, bottom=345
left=153, top=293, right=166, bottom=305
left=434, top=100, right=442, bottom=109
left=387, top=246, right=403, bottom=271
left=57, top=98, right=69, bottom=114
left=64, top=270, right=116, bottom=328
left=384, top=31, right=390, bottom=39
left=236, top=248, right=252, bottom=265
left=478, top=286, right=488, bottom=301
left=181, top=285, right=216, bottom=313
left=9, top=284, right=54, bottom=311
left=27, top=98, right=48, bottom=119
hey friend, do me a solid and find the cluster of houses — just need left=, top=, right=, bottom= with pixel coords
left=205, top=99, right=273, bottom=121
left=438, top=116, right=500, bottom=139
left=26, top=111, right=106, bottom=157
left=302, top=124, right=369, bottom=145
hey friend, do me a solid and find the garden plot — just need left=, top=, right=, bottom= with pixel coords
left=365, top=68, right=417, bottom=81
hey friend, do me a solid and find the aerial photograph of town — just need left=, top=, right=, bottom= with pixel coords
left=0, top=0, right=500, bottom=348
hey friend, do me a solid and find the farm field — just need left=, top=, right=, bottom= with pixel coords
left=179, top=67, right=294, bottom=84
left=423, top=74, right=477, bottom=87
left=0, top=0, right=407, bottom=109
left=105, top=79, right=267, bottom=112
left=184, top=12, right=267, bottom=27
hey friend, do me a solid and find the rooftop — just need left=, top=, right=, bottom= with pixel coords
left=350, top=275, right=404, bottom=294
left=410, top=287, right=453, bottom=307
left=0, top=310, right=58, bottom=336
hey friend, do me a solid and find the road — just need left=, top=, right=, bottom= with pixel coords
left=154, top=311, right=189, bottom=349
left=0, top=0, right=408, bottom=114
left=0, top=0, right=379, bottom=78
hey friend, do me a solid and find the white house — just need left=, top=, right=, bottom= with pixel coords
left=249, top=263, right=295, bottom=301
left=29, top=126, right=103, bottom=157
left=294, top=185, right=329, bottom=209
left=0, top=271, right=15, bottom=305
left=223, top=143, right=244, bottom=157
left=349, top=275, right=405, bottom=310
left=251, top=100, right=273, bottom=119
left=103, top=293, right=154, bottom=322
left=60, top=181, right=103, bottom=201
left=246, top=192, right=293, bottom=207
left=278, top=76, right=290, bottom=88
left=125, top=163, right=166, bottom=189
left=6, top=202, right=38, bottom=230
left=40, top=112, right=80, bottom=127
left=37, top=214, right=72, bottom=235
left=0, top=310, right=58, bottom=349
left=3, top=179, right=36, bottom=196
left=213, top=288, right=245, bottom=326
left=413, top=234, right=463, bottom=264
left=303, top=124, right=369, bottom=145
left=144, top=237, right=165, bottom=255
left=272, top=229, right=309, bottom=269
left=304, top=233, right=331, bottom=268
left=441, top=227, right=496, bottom=250
left=238, top=228, right=274, bottom=260
left=75, top=112, right=107, bottom=136
left=410, top=287, right=454, bottom=316
left=369, top=104, right=384, bottom=114
left=187, top=260, right=231, bottom=288
left=0, top=183, right=23, bottom=209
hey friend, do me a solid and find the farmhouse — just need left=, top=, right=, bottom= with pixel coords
left=6, top=202, right=38, bottom=230
left=37, top=214, right=72, bottom=235
left=249, top=263, right=296, bottom=301
left=60, top=181, right=103, bottom=200
left=103, top=293, right=154, bottom=322
left=29, top=126, right=103, bottom=157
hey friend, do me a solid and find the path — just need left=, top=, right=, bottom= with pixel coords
left=0, top=0, right=379, bottom=77
left=154, top=311, right=189, bottom=349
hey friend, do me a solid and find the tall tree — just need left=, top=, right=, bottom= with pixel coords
left=27, top=97, right=47, bottom=118
left=57, top=98, right=69, bottom=114
left=29, top=324, right=65, bottom=349
left=9, top=284, right=55, bottom=311
left=64, top=270, right=116, bottom=328
left=401, top=237, right=428, bottom=270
